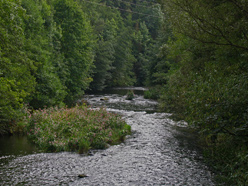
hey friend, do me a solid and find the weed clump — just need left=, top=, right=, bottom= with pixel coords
left=20, top=105, right=131, bottom=153
left=126, top=90, right=135, bottom=100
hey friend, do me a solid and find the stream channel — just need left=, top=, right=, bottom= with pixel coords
left=0, top=87, right=215, bottom=185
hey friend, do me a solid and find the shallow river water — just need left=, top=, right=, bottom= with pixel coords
left=0, top=87, right=215, bottom=185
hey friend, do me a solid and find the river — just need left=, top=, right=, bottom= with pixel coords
left=0, top=87, right=215, bottom=185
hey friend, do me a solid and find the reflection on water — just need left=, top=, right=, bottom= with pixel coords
left=0, top=87, right=215, bottom=185
left=0, top=135, right=38, bottom=156
left=88, top=87, right=148, bottom=96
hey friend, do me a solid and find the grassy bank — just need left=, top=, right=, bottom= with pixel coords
left=18, top=105, right=131, bottom=153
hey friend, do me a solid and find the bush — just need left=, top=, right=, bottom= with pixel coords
left=203, top=135, right=248, bottom=185
left=144, top=87, right=160, bottom=100
left=126, top=90, right=135, bottom=100
left=20, top=105, right=131, bottom=153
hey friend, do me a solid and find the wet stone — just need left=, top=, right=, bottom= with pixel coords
left=78, top=174, right=88, bottom=178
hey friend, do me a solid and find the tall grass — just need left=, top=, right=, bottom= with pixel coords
left=19, top=105, right=131, bottom=153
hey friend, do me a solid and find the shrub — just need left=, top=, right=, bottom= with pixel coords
left=20, top=105, right=131, bottom=153
left=144, top=87, right=160, bottom=100
left=203, top=135, right=248, bottom=185
left=126, top=90, right=135, bottom=100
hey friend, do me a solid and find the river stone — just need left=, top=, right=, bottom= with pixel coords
left=78, top=174, right=88, bottom=178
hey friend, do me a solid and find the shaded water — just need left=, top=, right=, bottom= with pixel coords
left=0, top=87, right=215, bottom=185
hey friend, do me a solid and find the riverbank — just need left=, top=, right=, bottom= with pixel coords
left=16, top=105, right=131, bottom=153
left=200, top=134, right=248, bottom=185
left=0, top=88, right=215, bottom=185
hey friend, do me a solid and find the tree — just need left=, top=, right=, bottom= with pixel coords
left=0, top=0, right=36, bottom=132
left=54, top=0, right=95, bottom=103
left=109, top=26, right=136, bottom=87
left=90, top=19, right=118, bottom=91
left=159, top=0, right=248, bottom=138
left=132, top=0, right=163, bottom=39
left=132, top=22, right=152, bottom=86
left=22, top=0, right=67, bottom=109
left=147, top=17, right=173, bottom=86
left=160, top=0, right=248, bottom=51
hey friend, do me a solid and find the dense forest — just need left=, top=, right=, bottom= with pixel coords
left=0, top=0, right=162, bottom=132
left=157, top=0, right=248, bottom=184
left=1, top=0, right=248, bottom=184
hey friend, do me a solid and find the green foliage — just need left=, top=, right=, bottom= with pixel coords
left=157, top=0, right=248, bottom=184
left=84, top=1, right=138, bottom=88
left=160, top=33, right=248, bottom=137
left=203, top=136, right=248, bottom=185
left=146, top=14, right=173, bottom=87
left=30, top=63, right=67, bottom=109
left=132, top=22, right=152, bottom=86
left=90, top=38, right=115, bottom=91
left=0, top=0, right=162, bottom=134
left=159, top=1, right=248, bottom=138
left=90, top=19, right=117, bottom=91
left=84, top=0, right=162, bottom=89
left=110, top=27, right=136, bottom=87
left=21, top=0, right=67, bottom=109
left=0, top=0, right=36, bottom=133
left=161, top=0, right=248, bottom=51
left=54, top=0, right=95, bottom=103
left=144, top=87, right=160, bottom=100
left=132, top=1, right=163, bottom=39
left=126, top=90, right=135, bottom=100
left=21, top=105, right=131, bottom=153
